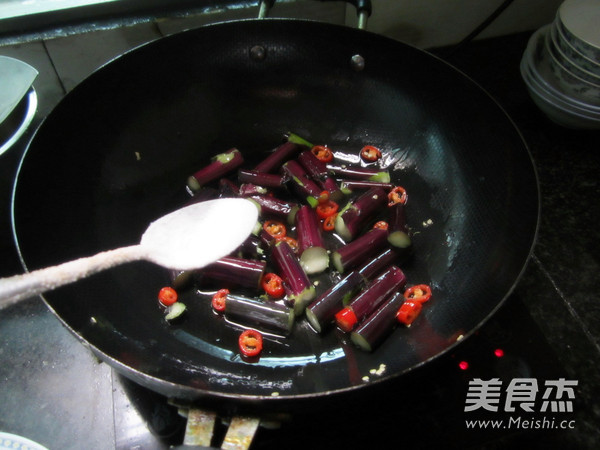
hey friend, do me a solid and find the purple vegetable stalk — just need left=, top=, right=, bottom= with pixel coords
left=271, top=239, right=316, bottom=315
left=187, top=148, right=244, bottom=191
left=169, top=269, right=194, bottom=290
left=238, top=183, right=268, bottom=196
left=339, top=179, right=394, bottom=195
left=318, top=177, right=344, bottom=202
left=298, top=150, right=343, bottom=202
left=335, top=265, right=407, bottom=332
left=387, top=202, right=412, bottom=249
left=232, top=235, right=266, bottom=260
left=196, top=256, right=266, bottom=291
left=184, top=187, right=219, bottom=205
left=334, top=187, right=388, bottom=241
left=305, top=271, right=364, bottom=333
left=350, top=290, right=405, bottom=352
left=223, top=293, right=294, bottom=335
left=295, top=205, right=329, bottom=275
left=218, top=178, right=240, bottom=198
left=331, top=227, right=390, bottom=274
left=238, top=169, right=286, bottom=189
left=356, top=247, right=400, bottom=281
left=281, top=160, right=323, bottom=207
left=254, top=141, right=306, bottom=173
left=297, top=150, right=329, bottom=179
left=248, top=195, right=300, bottom=224
left=305, top=247, right=402, bottom=333
left=326, top=164, right=390, bottom=183
left=258, top=228, right=279, bottom=249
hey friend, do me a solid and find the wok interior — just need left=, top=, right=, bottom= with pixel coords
left=12, top=20, right=538, bottom=405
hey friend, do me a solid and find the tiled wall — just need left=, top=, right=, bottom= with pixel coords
left=0, top=1, right=346, bottom=119
left=365, top=0, right=564, bottom=49
left=0, top=0, right=564, bottom=122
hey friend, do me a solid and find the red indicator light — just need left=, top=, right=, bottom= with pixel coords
left=494, top=348, right=505, bottom=358
left=458, top=361, right=469, bottom=370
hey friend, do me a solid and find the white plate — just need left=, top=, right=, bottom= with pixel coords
left=0, top=88, right=37, bottom=157
left=558, top=0, right=600, bottom=58
left=524, top=26, right=600, bottom=109
left=553, top=17, right=600, bottom=74
left=0, top=432, right=48, bottom=450
left=521, top=27, right=600, bottom=129
left=0, top=56, right=38, bottom=125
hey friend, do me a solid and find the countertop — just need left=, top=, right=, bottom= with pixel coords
left=1, top=21, right=599, bottom=450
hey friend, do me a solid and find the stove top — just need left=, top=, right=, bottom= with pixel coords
left=112, top=293, right=573, bottom=449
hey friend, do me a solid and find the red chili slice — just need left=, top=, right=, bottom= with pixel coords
left=238, top=329, right=263, bottom=357
left=335, top=307, right=358, bottom=332
left=211, top=288, right=229, bottom=312
left=311, top=145, right=334, bottom=163
left=263, top=220, right=287, bottom=239
left=373, top=220, right=389, bottom=230
left=316, top=200, right=339, bottom=219
left=388, top=186, right=408, bottom=206
left=322, top=214, right=336, bottom=231
left=279, top=236, right=299, bottom=253
left=360, top=145, right=382, bottom=162
left=403, top=284, right=432, bottom=304
left=158, top=287, right=178, bottom=306
left=317, top=191, right=330, bottom=204
left=396, top=301, right=422, bottom=325
left=262, top=273, right=285, bottom=299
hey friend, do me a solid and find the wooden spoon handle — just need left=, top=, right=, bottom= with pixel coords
left=0, top=245, right=146, bottom=309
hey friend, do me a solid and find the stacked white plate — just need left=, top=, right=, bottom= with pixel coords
left=520, top=0, right=600, bottom=129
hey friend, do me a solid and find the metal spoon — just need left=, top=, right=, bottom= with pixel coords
left=0, top=198, right=258, bottom=308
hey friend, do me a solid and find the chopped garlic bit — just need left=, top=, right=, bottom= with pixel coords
left=422, top=218, right=434, bottom=227
left=135, top=151, right=141, bottom=161
left=362, top=376, right=370, bottom=382
left=368, top=363, right=387, bottom=377
left=271, top=392, right=280, bottom=397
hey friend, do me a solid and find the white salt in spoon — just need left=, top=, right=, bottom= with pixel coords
left=0, top=198, right=259, bottom=308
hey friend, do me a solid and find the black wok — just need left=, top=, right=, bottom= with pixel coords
left=11, top=18, right=539, bottom=412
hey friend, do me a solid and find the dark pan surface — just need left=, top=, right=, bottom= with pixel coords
left=11, top=19, right=539, bottom=408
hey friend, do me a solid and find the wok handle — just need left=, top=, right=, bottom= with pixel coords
left=0, top=245, right=146, bottom=309
left=259, top=0, right=372, bottom=29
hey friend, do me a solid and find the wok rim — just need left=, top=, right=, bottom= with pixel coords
left=10, top=18, right=541, bottom=409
